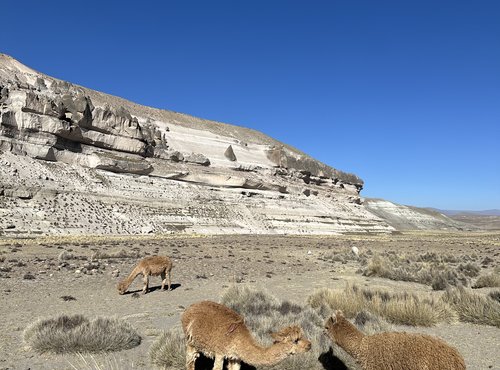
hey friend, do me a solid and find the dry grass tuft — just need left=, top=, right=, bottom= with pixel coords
left=362, top=253, right=470, bottom=290
left=58, top=250, right=75, bottom=261
left=91, top=249, right=140, bottom=260
left=321, top=247, right=370, bottom=265
left=418, top=251, right=460, bottom=264
left=149, top=328, right=185, bottom=370
left=24, top=315, right=141, bottom=354
left=457, top=262, right=481, bottom=278
left=489, top=291, right=500, bottom=303
left=308, top=284, right=457, bottom=326
left=473, top=273, right=500, bottom=288
left=353, top=310, right=393, bottom=335
left=443, top=287, right=500, bottom=327
left=67, top=353, right=136, bottom=370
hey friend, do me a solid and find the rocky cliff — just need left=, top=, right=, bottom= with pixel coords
left=0, top=54, right=463, bottom=236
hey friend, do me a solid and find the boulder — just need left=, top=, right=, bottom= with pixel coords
left=185, top=153, right=210, bottom=166
left=224, top=145, right=237, bottom=161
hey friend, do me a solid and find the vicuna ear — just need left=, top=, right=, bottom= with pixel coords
left=334, top=310, right=344, bottom=320
left=326, top=316, right=336, bottom=326
left=327, top=314, right=337, bottom=326
left=226, top=321, right=241, bottom=335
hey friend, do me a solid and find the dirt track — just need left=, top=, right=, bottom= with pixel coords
left=0, top=233, right=499, bottom=369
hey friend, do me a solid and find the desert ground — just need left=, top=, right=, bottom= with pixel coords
left=0, top=232, right=499, bottom=370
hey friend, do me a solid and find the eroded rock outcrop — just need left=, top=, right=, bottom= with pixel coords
left=0, top=53, right=462, bottom=236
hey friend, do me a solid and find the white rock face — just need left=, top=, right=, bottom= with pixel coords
left=0, top=54, right=465, bottom=236
left=364, top=199, right=469, bottom=231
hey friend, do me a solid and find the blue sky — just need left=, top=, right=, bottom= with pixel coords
left=3, top=1, right=499, bottom=210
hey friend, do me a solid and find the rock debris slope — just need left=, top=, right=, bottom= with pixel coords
left=0, top=54, right=459, bottom=236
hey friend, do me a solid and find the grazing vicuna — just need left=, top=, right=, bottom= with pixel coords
left=325, top=310, right=465, bottom=370
left=117, top=256, right=173, bottom=295
left=181, top=300, right=312, bottom=370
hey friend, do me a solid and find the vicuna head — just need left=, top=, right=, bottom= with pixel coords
left=270, top=325, right=312, bottom=354
left=324, top=310, right=350, bottom=344
left=117, top=281, right=127, bottom=295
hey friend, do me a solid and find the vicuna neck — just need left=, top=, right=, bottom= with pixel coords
left=120, top=266, right=141, bottom=289
left=333, top=319, right=365, bottom=360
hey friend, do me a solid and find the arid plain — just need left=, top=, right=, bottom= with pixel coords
left=0, top=232, right=499, bottom=369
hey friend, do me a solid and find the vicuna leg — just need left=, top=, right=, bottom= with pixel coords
left=227, top=359, right=241, bottom=370
left=167, top=269, right=172, bottom=290
left=213, top=354, right=224, bottom=370
left=186, top=343, right=199, bottom=370
left=142, top=274, right=149, bottom=294
left=161, top=271, right=167, bottom=291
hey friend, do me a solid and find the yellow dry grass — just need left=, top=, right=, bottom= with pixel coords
left=308, top=284, right=457, bottom=326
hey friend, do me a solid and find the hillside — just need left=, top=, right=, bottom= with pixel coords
left=0, top=54, right=468, bottom=236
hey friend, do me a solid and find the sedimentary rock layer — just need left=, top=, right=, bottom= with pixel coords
left=0, top=54, right=463, bottom=236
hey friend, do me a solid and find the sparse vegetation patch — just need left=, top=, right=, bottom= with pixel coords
left=91, top=249, right=140, bottom=260
left=473, top=273, right=500, bottom=288
left=443, top=287, right=500, bottom=328
left=67, top=352, right=137, bottom=370
left=58, top=250, right=75, bottom=261
left=149, top=328, right=186, bottom=370
left=361, top=253, right=472, bottom=290
left=24, top=314, right=141, bottom=354
left=308, top=284, right=457, bottom=326
left=489, top=291, right=500, bottom=303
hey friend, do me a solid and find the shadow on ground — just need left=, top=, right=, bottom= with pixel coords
left=191, top=347, right=349, bottom=370
left=123, top=283, right=182, bottom=295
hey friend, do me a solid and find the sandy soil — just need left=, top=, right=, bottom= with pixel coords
left=0, top=232, right=499, bottom=370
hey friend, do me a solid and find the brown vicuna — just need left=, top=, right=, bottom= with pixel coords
left=325, top=310, right=466, bottom=370
left=117, top=256, right=173, bottom=295
left=181, top=300, right=312, bottom=370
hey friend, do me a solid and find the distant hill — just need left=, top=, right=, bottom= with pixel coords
left=364, top=199, right=473, bottom=231
left=427, top=209, right=500, bottom=230
left=435, top=209, right=500, bottom=217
